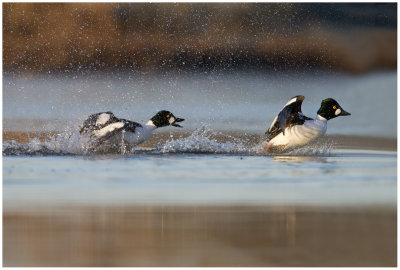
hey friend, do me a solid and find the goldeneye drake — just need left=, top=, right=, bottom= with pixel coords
left=265, top=95, right=350, bottom=151
left=80, top=110, right=184, bottom=150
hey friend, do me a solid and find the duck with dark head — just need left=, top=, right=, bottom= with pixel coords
left=80, top=110, right=184, bottom=150
left=265, top=95, right=350, bottom=152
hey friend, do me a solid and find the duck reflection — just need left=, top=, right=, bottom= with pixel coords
left=272, top=155, right=328, bottom=163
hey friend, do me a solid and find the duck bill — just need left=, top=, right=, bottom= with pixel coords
left=172, top=117, right=184, bottom=127
left=339, top=109, right=351, bottom=116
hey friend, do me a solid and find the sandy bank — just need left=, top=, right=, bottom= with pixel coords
left=3, top=205, right=396, bottom=266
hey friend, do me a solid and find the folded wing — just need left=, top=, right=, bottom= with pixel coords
left=80, top=111, right=120, bottom=134
left=92, top=120, right=142, bottom=143
left=80, top=112, right=142, bottom=139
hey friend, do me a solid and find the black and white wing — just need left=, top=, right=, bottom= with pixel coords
left=91, top=119, right=142, bottom=143
left=80, top=111, right=142, bottom=138
left=80, top=111, right=121, bottom=134
left=265, top=95, right=312, bottom=141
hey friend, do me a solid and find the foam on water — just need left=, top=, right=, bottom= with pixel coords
left=286, top=138, right=335, bottom=156
left=3, top=124, right=334, bottom=156
left=3, top=128, right=91, bottom=156
left=158, top=125, right=334, bottom=156
left=158, top=126, right=251, bottom=154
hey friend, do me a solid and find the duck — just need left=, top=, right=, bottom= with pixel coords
left=80, top=110, right=184, bottom=150
left=265, top=95, right=350, bottom=151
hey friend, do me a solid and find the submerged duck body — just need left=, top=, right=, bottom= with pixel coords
left=80, top=110, right=184, bottom=150
left=265, top=95, right=350, bottom=151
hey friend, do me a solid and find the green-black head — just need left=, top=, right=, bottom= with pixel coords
left=151, top=110, right=184, bottom=128
left=317, top=98, right=350, bottom=120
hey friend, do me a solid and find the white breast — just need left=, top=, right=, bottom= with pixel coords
left=121, top=121, right=156, bottom=146
left=123, top=127, right=150, bottom=145
left=90, top=120, right=157, bottom=147
left=268, top=116, right=327, bottom=149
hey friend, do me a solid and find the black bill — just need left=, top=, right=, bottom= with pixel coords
left=339, top=109, right=351, bottom=116
left=172, top=117, right=184, bottom=127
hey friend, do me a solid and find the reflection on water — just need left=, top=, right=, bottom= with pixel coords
left=3, top=149, right=396, bottom=208
left=3, top=147, right=396, bottom=267
left=3, top=205, right=396, bottom=266
left=272, top=155, right=328, bottom=163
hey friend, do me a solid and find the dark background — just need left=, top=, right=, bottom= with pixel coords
left=3, top=3, right=397, bottom=74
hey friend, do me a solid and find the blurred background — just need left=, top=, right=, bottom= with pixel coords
left=2, top=3, right=397, bottom=137
left=3, top=4, right=397, bottom=266
left=3, top=3, right=396, bottom=73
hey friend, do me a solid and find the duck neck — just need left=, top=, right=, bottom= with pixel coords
left=316, top=114, right=328, bottom=121
left=145, top=120, right=157, bottom=130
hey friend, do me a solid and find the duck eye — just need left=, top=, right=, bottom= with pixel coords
left=333, top=106, right=336, bottom=110
left=166, top=114, right=170, bottom=118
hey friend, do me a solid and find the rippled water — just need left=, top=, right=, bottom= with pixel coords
left=3, top=71, right=397, bottom=268
left=3, top=127, right=396, bottom=208
left=3, top=71, right=397, bottom=209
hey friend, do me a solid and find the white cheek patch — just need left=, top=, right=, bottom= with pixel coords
left=168, top=117, right=175, bottom=124
left=335, top=108, right=342, bottom=116
left=96, top=113, right=111, bottom=126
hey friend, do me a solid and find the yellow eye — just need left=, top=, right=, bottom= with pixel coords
left=333, top=106, right=336, bottom=110
left=167, top=114, right=170, bottom=118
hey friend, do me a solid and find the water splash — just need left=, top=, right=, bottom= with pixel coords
left=159, top=125, right=259, bottom=154
left=3, top=124, right=334, bottom=156
left=285, top=138, right=335, bottom=156
left=3, top=128, right=91, bottom=156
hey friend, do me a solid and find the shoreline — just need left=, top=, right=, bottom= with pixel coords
left=3, top=131, right=397, bottom=152
left=3, top=204, right=396, bottom=267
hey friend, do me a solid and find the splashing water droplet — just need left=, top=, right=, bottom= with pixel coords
left=158, top=125, right=251, bottom=154
left=3, top=126, right=334, bottom=157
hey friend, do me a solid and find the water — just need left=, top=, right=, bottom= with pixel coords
left=3, top=71, right=396, bottom=266
left=3, top=70, right=397, bottom=137
left=3, top=147, right=396, bottom=209
left=3, top=70, right=397, bottom=209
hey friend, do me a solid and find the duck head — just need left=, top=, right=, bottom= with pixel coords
left=151, top=110, right=185, bottom=128
left=317, top=98, right=350, bottom=120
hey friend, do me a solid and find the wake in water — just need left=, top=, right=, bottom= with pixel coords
left=158, top=126, right=250, bottom=154
left=3, top=128, right=91, bottom=156
left=3, top=125, right=334, bottom=156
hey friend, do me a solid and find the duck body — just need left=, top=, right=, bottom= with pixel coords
left=80, top=110, right=184, bottom=151
left=265, top=95, right=350, bottom=151
left=267, top=115, right=327, bottom=150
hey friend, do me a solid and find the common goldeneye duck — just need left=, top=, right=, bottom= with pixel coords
left=265, top=95, right=350, bottom=151
left=80, top=110, right=184, bottom=149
